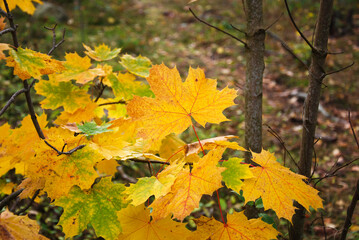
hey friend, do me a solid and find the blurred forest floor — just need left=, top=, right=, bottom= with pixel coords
left=1, top=0, right=359, bottom=239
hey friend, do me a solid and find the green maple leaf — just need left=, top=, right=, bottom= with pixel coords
left=77, top=121, right=113, bottom=137
left=119, top=54, right=152, bottom=78
left=55, top=177, right=128, bottom=240
left=221, top=157, right=254, bottom=193
left=35, top=79, right=91, bottom=113
left=83, top=43, right=121, bottom=61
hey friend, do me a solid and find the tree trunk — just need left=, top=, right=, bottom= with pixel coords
left=289, top=1, right=334, bottom=239
left=244, top=0, right=265, bottom=162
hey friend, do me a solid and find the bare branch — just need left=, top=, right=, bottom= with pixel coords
left=0, top=26, right=16, bottom=36
left=283, top=0, right=316, bottom=52
left=267, top=31, right=309, bottom=70
left=98, top=100, right=126, bottom=106
left=230, top=24, right=247, bottom=36
left=15, top=189, right=40, bottom=215
left=324, top=62, right=355, bottom=77
left=327, top=50, right=344, bottom=55
left=264, top=13, right=284, bottom=31
left=320, top=213, right=328, bottom=240
left=94, top=81, right=106, bottom=102
left=0, top=7, right=8, bottom=18
left=349, top=110, right=359, bottom=149
left=189, top=8, right=247, bottom=47
left=44, top=140, right=86, bottom=156
left=44, top=24, right=66, bottom=55
left=340, top=179, right=359, bottom=240
left=0, top=189, right=24, bottom=210
left=0, top=88, right=27, bottom=116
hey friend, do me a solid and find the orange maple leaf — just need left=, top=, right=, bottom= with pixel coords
left=117, top=204, right=191, bottom=239
left=0, top=16, right=6, bottom=31
left=189, top=211, right=279, bottom=240
left=150, top=148, right=226, bottom=221
left=127, top=63, right=237, bottom=149
left=241, top=149, right=323, bottom=222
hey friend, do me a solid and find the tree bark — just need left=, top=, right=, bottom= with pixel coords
left=244, top=0, right=265, bottom=162
left=289, top=1, right=334, bottom=239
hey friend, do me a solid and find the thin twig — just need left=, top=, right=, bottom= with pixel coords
left=117, top=166, right=137, bottom=183
left=0, top=7, right=8, bottom=18
left=44, top=141, right=86, bottom=156
left=264, top=124, right=300, bottom=171
left=340, top=179, right=359, bottom=240
left=189, top=8, right=247, bottom=47
left=0, top=189, right=24, bottom=210
left=98, top=100, right=126, bottom=106
left=0, top=88, right=27, bottom=117
left=321, top=212, right=328, bottom=240
left=348, top=110, right=359, bottom=149
left=15, top=189, right=40, bottom=215
left=44, top=24, right=66, bottom=55
left=0, top=26, right=15, bottom=36
left=230, top=24, right=247, bottom=36
left=283, top=0, right=316, bottom=52
left=327, top=50, right=344, bottom=55
left=314, top=157, right=359, bottom=186
left=324, top=62, right=355, bottom=77
left=264, top=13, right=284, bottom=31
left=267, top=31, right=309, bottom=70
left=94, top=81, right=106, bottom=103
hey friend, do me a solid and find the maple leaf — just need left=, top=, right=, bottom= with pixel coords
left=0, top=0, right=42, bottom=15
left=0, top=16, right=6, bottom=31
left=0, top=180, right=16, bottom=195
left=6, top=47, right=64, bottom=80
left=0, top=209, right=47, bottom=240
left=120, top=54, right=152, bottom=78
left=35, top=78, right=91, bottom=113
left=109, top=72, right=153, bottom=100
left=55, top=177, right=128, bottom=240
left=0, top=43, right=10, bottom=60
left=89, top=130, right=130, bottom=160
left=150, top=148, right=226, bottom=221
left=96, top=159, right=120, bottom=176
left=125, top=161, right=185, bottom=206
left=50, top=52, right=104, bottom=84
left=117, top=204, right=191, bottom=240
left=127, top=64, right=237, bottom=149
left=54, top=102, right=98, bottom=125
left=221, top=157, right=254, bottom=193
left=77, top=121, right=113, bottom=137
left=24, top=127, right=102, bottom=199
left=159, top=134, right=186, bottom=162
left=83, top=43, right=121, bottom=61
left=189, top=211, right=279, bottom=240
left=241, top=149, right=323, bottom=222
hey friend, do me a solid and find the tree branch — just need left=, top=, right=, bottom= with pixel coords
left=189, top=8, right=247, bottom=47
left=0, top=7, right=8, bottom=18
left=44, top=24, right=66, bottom=55
left=15, top=189, right=40, bottom=215
left=340, top=179, right=359, bottom=240
left=0, top=26, right=16, bottom=36
left=284, top=0, right=316, bottom=52
left=44, top=141, right=86, bottom=156
left=324, top=61, right=355, bottom=77
left=0, top=189, right=24, bottom=210
left=98, top=100, right=126, bottom=106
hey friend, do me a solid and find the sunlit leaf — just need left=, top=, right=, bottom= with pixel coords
left=83, top=43, right=121, bottom=61
left=120, top=54, right=152, bottom=78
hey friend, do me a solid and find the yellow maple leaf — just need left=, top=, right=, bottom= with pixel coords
left=96, top=159, right=119, bottom=176
left=127, top=64, right=237, bottom=149
left=150, top=148, right=226, bottom=221
left=189, top=211, right=279, bottom=240
left=241, top=149, right=323, bottom=223
left=50, top=52, right=104, bottom=84
left=0, top=0, right=42, bottom=15
left=125, top=161, right=185, bottom=206
left=0, top=209, right=47, bottom=239
left=54, top=102, right=98, bottom=125
left=6, top=47, right=64, bottom=80
left=24, top=127, right=101, bottom=199
left=117, top=204, right=191, bottom=239
left=83, top=43, right=121, bottom=61
left=89, top=130, right=130, bottom=160
left=0, top=43, right=10, bottom=60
